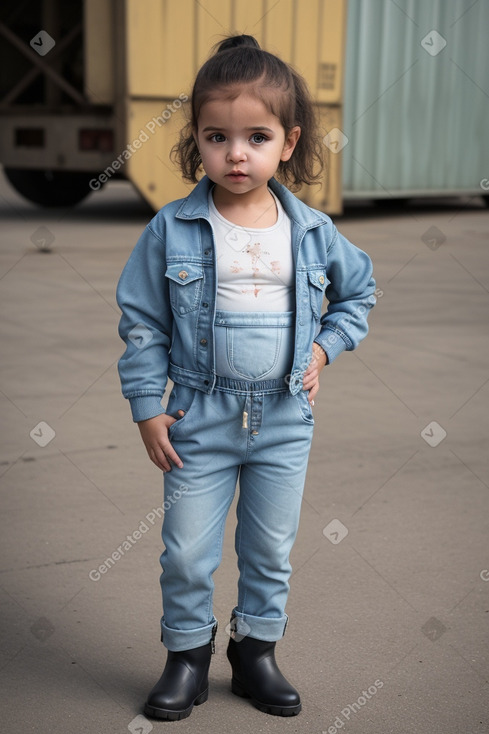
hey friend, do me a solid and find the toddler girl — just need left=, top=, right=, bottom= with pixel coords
left=117, top=34, right=375, bottom=721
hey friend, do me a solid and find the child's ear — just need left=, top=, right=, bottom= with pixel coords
left=280, top=126, right=301, bottom=162
left=192, top=128, right=199, bottom=150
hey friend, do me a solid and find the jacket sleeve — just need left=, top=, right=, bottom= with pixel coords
left=116, top=224, right=172, bottom=422
left=314, top=226, right=376, bottom=364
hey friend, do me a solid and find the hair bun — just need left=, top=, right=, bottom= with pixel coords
left=215, top=34, right=261, bottom=53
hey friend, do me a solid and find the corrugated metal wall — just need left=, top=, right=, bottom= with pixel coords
left=342, top=0, right=489, bottom=197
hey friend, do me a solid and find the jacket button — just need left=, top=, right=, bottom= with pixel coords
left=204, top=249, right=211, bottom=256
left=178, top=270, right=188, bottom=280
left=200, top=338, right=207, bottom=346
left=319, top=275, right=325, bottom=285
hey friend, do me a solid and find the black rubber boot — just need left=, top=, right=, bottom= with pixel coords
left=226, top=634, right=301, bottom=716
left=144, top=637, right=214, bottom=721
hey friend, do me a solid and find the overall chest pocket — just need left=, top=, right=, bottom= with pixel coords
left=307, top=269, right=329, bottom=320
left=166, top=263, right=204, bottom=315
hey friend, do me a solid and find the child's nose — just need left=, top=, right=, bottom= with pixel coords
left=227, top=143, right=246, bottom=163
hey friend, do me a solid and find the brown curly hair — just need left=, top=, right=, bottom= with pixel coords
left=172, top=34, right=324, bottom=191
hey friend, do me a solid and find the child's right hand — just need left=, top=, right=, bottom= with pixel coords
left=137, top=412, right=185, bottom=472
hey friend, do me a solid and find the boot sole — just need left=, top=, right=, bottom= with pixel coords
left=231, top=678, right=301, bottom=717
left=144, top=687, right=208, bottom=720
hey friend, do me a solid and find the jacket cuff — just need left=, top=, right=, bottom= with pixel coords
left=314, top=331, right=348, bottom=365
left=129, top=395, right=165, bottom=423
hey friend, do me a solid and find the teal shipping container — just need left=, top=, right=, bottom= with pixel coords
left=342, top=0, right=489, bottom=202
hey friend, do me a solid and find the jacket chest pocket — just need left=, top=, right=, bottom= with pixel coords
left=307, top=269, right=329, bottom=320
left=166, top=263, right=204, bottom=315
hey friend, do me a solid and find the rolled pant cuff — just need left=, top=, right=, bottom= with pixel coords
left=160, top=616, right=217, bottom=652
left=230, top=608, right=288, bottom=641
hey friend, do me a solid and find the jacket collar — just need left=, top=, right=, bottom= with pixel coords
left=175, top=175, right=327, bottom=230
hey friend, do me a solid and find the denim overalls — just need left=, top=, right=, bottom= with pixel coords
left=160, top=309, right=314, bottom=651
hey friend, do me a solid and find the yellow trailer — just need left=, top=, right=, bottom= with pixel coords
left=0, top=0, right=346, bottom=213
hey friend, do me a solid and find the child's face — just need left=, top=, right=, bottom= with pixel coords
left=193, top=91, right=300, bottom=198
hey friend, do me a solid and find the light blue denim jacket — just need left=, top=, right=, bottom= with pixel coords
left=117, top=176, right=376, bottom=422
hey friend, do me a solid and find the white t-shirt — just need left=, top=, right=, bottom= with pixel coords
left=208, top=188, right=294, bottom=312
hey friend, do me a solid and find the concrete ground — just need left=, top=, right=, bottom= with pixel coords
left=0, top=172, right=488, bottom=734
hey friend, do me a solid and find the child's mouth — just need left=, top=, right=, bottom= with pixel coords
left=227, top=171, right=248, bottom=181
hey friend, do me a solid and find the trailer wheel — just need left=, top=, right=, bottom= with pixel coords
left=4, top=168, right=97, bottom=207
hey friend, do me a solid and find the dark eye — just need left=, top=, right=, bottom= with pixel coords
left=251, top=133, right=267, bottom=144
left=210, top=133, right=226, bottom=143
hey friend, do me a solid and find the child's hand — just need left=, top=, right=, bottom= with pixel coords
left=137, top=412, right=185, bottom=472
left=302, top=344, right=328, bottom=404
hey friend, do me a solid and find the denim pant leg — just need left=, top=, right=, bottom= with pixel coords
left=231, top=389, right=314, bottom=641
left=159, top=387, right=245, bottom=651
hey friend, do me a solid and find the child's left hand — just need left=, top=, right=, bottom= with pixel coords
left=302, top=344, right=328, bottom=404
